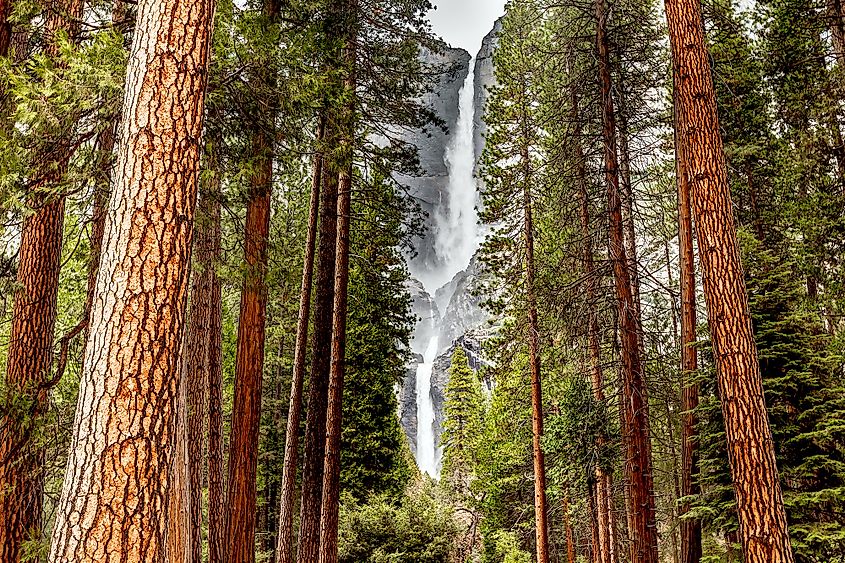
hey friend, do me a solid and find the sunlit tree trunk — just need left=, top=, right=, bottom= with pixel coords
left=595, top=0, right=659, bottom=561
left=46, top=0, right=215, bottom=558
left=276, top=117, right=324, bottom=563
left=664, top=0, right=794, bottom=560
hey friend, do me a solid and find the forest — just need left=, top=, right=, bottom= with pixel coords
left=0, top=0, right=844, bottom=561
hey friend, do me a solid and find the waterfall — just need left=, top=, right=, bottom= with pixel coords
left=414, top=306, right=440, bottom=477
left=413, top=60, right=479, bottom=478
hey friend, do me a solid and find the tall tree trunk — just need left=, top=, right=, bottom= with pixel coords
left=297, top=127, right=339, bottom=563
left=563, top=492, right=576, bottom=563
left=521, top=135, right=550, bottom=563
left=166, top=337, right=192, bottom=563
left=180, top=186, right=218, bottom=563
left=675, top=79, right=702, bottom=563
left=318, top=7, right=356, bottom=558
left=0, top=3, right=82, bottom=560
left=226, top=109, right=274, bottom=563
left=207, top=192, right=225, bottom=563
left=572, top=79, right=614, bottom=563
left=47, top=0, right=216, bottom=558
left=225, top=3, right=280, bottom=561
left=596, top=0, right=659, bottom=561
left=664, top=0, right=794, bottom=560
left=276, top=118, right=324, bottom=563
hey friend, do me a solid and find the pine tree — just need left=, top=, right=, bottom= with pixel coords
left=441, top=346, right=484, bottom=491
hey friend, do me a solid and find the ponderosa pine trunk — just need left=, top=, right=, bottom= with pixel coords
left=276, top=117, right=324, bottom=563
left=297, top=125, right=339, bottom=563
left=572, top=79, right=614, bottom=563
left=47, top=0, right=216, bottom=558
left=521, top=132, right=550, bottom=563
left=318, top=5, right=356, bottom=558
left=225, top=3, right=280, bottom=560
left=179, top=186, right=219, bottom=563
left=664, top=0, right=794, bottom=560
left=675, top=81, right=702, bottom=563
left=0, top=3, right=82, bottom=560
left=166, top=335, right=192, bottom=563
left=207, top=192, right=225, bottom=563
left=595, top=0, right=659, bottom=561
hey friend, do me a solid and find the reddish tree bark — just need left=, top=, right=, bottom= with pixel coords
left=297, top=138, right=339, bottom=563
left=225, top=2, right=280, bottom=561
left=207, top=192, right=225, bottom=563
left=664, top=0, right=794, bottom=560
left=318, top=6, right=356, bottom=558
left=276, top=118, right=324, bottom=563
left=595, top=0, right=659, bottom=561
left=521, top=126, right=550, bottom=563
left=47, top=0, right=216, bottom=557
left=675, top=81, right=702, bottom=563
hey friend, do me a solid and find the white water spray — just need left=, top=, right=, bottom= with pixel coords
left=413, top=60, right=480, bottom=478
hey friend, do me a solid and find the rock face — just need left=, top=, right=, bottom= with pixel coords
left=400, top=47, right=471, bottom=278
left=473, top=18, right=502, bottom=172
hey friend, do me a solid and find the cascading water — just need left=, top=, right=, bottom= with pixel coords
left=413, top=60, right=480, bottom=477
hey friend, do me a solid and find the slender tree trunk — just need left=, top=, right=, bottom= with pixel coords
left=572, top=81, right=613, bottom=563
left=664, top=0, right=794, bottom=560
left=47, top=0, right=216, bottom=558
left=276, top=118, right=324, bottom=563
left=596, top=0, right=659, bottom=561
left=0, top=3, right=81, bottom=560
left=317, top=19, right=356, bottom=555
left=297, top=126, right=339, bottom=563
left=521, top=136, right=550, bottom=563
left=225, top=3, right=280, bottom=560
left=166, top=337, right=192, bottom=563
left=226, top=110, right=274, bottom=563
left=207, top=193, right=225, bottom=563
left=675, top=79, right=702, bottom=563
left=180, top=187, right=218, bottom=563
left=563, top=492, right=576, bottom=563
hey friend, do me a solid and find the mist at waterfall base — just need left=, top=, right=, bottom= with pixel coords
left=410, top=62, right=480, bottom=478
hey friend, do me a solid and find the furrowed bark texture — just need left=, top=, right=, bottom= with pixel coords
left=675, top=83, right=702, bottom=563
left=318, top=5, right=356, bottom=557
left=276, top=118, right=324, bottom=563
left=297, top=127, right=339, bottom=563
left=664, top=0, right=794, bottom=560
left=47, top=0, right=216, bottom=558
left=0, top=3, right=81, bottom=561
left=596, top=0, right=659, bottom=560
